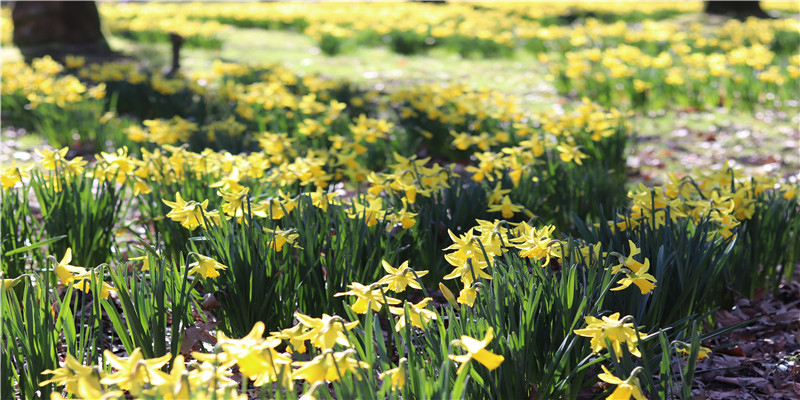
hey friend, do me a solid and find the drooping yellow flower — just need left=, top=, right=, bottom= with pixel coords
left=457, top=284, right=478, bottom=307
left=346, top=196, right=386, bottom=227
left=334, top=282, right=401, bottom=314
left=53, top=248, right=116, bottom=299
left=52, top=248, right=85, bottom=284
left=379, top=358, right=407, bottom=391
left=377, top=259, right=428, bottom=293
left=101, top=348, right=171, bottom=396
left=0, top=166, right=22, bottom=190
left=263, top=226, right=301, bottom=252
left=487, top=195, right=524, bottom=219
left=292, top=349, right=369, bottom=384
left=510, top=222, right=560, bottom=266
left=163, top=192, right=221, bottom=231
left=71, top=276, right=117, bottom=300
left=449, top=327, right=505, bottom=374
left=40, top=354, right=96, bottom=395
left=555, top=142, right=589, bottom=165
left=187, top=254, right=228, bottom=279
left=573, top=313, right=644, bottom=359
left=271, top=323, right=309, bottom=353
left=597, top=365, right=647, bottom=400
left=216, top=322, right=293, bottom=388
left=610, top=263, right=657, bottom=295
left=674, top=341, right=712, bottom=360
left=389, top=297, right=438, bottom=332
left=293, top=312, right=359, bottom=350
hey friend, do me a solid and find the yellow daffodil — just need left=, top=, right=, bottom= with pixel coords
left=293, top=312, right=359, bottom=350
left=510, top=222, right=560, bottom=266
left=379, top=358, right=407, bottom=391
left=54, top=248, right=87, bottom=285
left=377, top=259, right=428, bottom=292
left=216, top=322, right=293, bottom=388
left=487, top=195, right=524, bottom=219
left=597, top=365, right=647, bottom=400
left=101, top=348, right=171, bottom=396
left=449, top=327, right=505, bottom=374
left=457, top=284, right=478, bottom=307
left=271, top=323, right=309, bottom=353
left=334, top=282, right=401, bottom=314
left=163, top=192, right=221, bottom=231
left=292, top=349, right=369, bottom=383
left=263, top=226, right=301, bottom=251
left=674, top=341, right=712, bottom=360
left=573, top=313, right=644, bottom=359
left=40, top=354, right=97, bottom=394
left=389, top=298, right=438, bottom=332
left=187, top=254, right=228, bottom=279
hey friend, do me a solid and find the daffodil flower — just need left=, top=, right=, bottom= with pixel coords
left=573, top=313, right=644, bottom=359
left=187, top=254, right=228, bottom=279
left=293, top=312, right=359, bottom=350
left=597, top=365, right=647, bottom=400
left=379, top=358, right=407, bottom=391
left=448, top=327, right=505, bottom=374
left=487, top=195, right=523, bottom=219
left=377, top=259, right=428, bottom=293
left=216, top=322, right=293, bottom=388
left=101, top=348, right=171, bottom=396
left=457, top=284, right=479, bottom=307
left=334, top=282, right=401, bottom=314
left=292, top=349, right=369, bottom=383
left=389, top=298, right=438, bottom=332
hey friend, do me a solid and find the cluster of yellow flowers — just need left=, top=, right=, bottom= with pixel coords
left=1, top=57, right=106, bottom=109
left=550, top=41, right=799, bottom=109
left=95, top=2, right=799, bottom=56
left=615, top=162, right=796, bottom=239
left=0, top=7, right=11, bottom=45
left=100, top=4, right=229, bottom=48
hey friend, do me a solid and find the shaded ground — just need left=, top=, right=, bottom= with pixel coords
left=697, top=269, right=800, bottom=399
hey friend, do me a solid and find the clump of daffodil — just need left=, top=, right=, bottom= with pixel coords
left=573, top=313, right=645, bottom=360
left=442, top=228, right=504, bottom=286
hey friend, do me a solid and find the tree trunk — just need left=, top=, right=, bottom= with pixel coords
left=12, top=1, right=113, bottom=62
left=704, top=1, right=773, bottom=20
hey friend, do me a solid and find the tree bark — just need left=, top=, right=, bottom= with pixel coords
left=11, top=1, right=113, bottom=62
left=704, top=1, right=773, bottom=20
